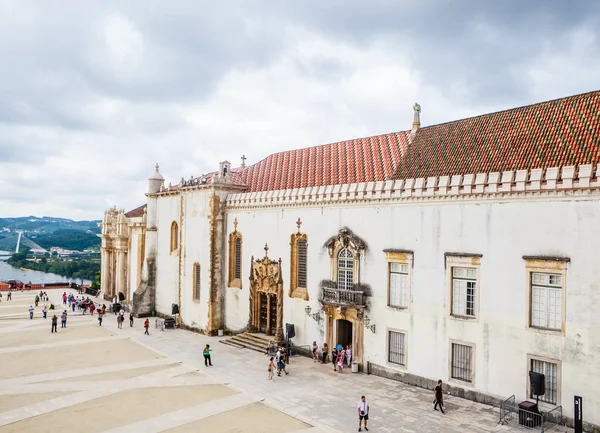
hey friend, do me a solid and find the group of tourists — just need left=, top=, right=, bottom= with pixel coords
left=310, top=341, right=352, bottom=374
left=34, top=291, right=49, bottom=305
left=267, top=347, right=290, bottom=380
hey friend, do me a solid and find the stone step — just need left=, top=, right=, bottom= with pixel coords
left=219, top=339, right=246, bottom=350
left=232, top=332, right=274, bottom=346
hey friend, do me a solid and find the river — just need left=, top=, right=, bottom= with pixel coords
left=0, top=260, right=91, bottom=285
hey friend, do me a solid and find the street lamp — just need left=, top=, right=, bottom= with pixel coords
left=363, top=315, right=376, bottom=333
left=304, top=305, right=320, bottom=321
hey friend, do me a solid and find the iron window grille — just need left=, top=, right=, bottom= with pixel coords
left=530, top=359, right=558, bottom=405
left=388, top=331, right=406, bottom=365
left=451, top=343, right=473, bottom=382
left=234, top=237, right=242, bottom=280
left=194, top=264, right=201, bottom=300
left=297, top=239, right=307, bottom=288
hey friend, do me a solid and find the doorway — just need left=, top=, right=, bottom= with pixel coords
left=336, top=319, right=353, bottom=348
left=259, top=293, right=268, bottom=333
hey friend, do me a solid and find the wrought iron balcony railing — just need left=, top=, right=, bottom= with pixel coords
left=320, top=287, right=366, bottom=307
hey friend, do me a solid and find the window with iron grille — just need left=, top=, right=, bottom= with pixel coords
left=388, top=331, right=406, bottom=365
left=530, top=358, right=558, bottom=405
left=193, top=263, right=201, bottom=301
left=337, top=248, right=354, bottom=290
left=389, top=262, right=409, bottom=308
left=451, top=343, right=473, bottom=382
left=530, top=272, right=562, bottom=330
left=297, top=239, right=307, bottom=288
left=234, top=237, right=242, bottom=280
left=452, top=267, right=476, bottom=317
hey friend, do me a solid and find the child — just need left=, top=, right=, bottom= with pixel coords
left=144, top=318, right=150, bottom=335
left=312, top=341, right=319, bottom=362
left=268, top=357, right=275, bottom=380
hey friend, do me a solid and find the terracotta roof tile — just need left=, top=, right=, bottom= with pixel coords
left=125, top=204, right=146, bottom=218
left=394, top=90, right=600, bottom=179
left=238, top=131, right=411, bottom=192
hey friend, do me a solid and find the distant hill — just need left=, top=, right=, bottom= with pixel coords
left=31, top=229, right=99, bottom=251
left=0, top=216, right=101, bottom=252
left=0, top=216, right=100, bottom=235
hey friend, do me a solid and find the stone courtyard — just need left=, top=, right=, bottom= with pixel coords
left=0, top=290, right=571, bottom=433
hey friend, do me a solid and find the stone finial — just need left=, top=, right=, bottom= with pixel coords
left=264, top=243, right=269, bottom=257
left=233, top=218, right=238, bottom=232
left=241, top=155, right=247, bottom=168
left=296, top=217, right=302, bottom=233
left=155, top=163, right=159, bottom=173
left=412, top=102, right=421, bottom=134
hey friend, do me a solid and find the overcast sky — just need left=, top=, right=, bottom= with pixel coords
left=1, top=1, right=599, bottom=220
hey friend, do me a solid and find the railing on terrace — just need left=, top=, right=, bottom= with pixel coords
left=319, top=287, right=366, bottom=307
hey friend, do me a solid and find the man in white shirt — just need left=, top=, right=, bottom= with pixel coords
left=357, top=395, right=369, bottom=432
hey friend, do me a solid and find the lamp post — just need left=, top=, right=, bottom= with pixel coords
left=363, top=315, right=375, bottom=333
left=305, top=305, right=320, bottom=321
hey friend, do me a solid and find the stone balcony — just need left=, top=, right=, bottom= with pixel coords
left=319, top=286, right=366, bottom=308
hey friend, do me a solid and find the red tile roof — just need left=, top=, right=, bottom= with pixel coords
left=393, top=90, right=600, bottom=180
left=238, top=132, right=411, bottom=192
left=125, top=204, right=146, bottom=218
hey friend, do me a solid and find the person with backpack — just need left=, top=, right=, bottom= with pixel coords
left=144, top=318, right=150, bottom=335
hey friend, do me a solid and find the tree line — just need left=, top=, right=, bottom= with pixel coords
left=8, top=251, right=101, bottom=282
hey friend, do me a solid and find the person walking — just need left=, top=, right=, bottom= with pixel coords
left=357, top=395, right=370, bottom=432
left=61, top=310, right=67, bottom=328
left=129, top=312, right=134, bottom=327
left=312, top=341, right=319, bottom=362
left=51, top=314, right=58, bottom=333
left=267, top=357, right=275, bottom=380
left=98, top=310, right=104, bottom=326
left=42, top=305, right=48, bottom=319
left=35, top=294, right=39, bottom=307
left=28, top=305, right=34, bottom=320
left=278, top=349, right=289, bottom=376
left=89, top=303, right=95, bottom=315
left=203, top=344, right=213, bottom=366
left=144, top=318, right=150, bottom=335
left=71, top=301, right=75, bottom=313
left=346, top=344, right=352, bottom=366
left=7, top=291, right=11, bottom=301
left=337, top=351, right=344, bottom=374
left=433, top=379, right=445, bottom=414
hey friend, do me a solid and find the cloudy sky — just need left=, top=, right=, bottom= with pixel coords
left=1, top=0, right=599, bottom=220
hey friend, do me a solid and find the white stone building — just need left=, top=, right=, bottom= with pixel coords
left=100, top=90, right=600, bottom=429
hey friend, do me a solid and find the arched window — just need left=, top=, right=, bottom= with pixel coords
left=170, top=222, right=178, bottom=252
left=337, top=248, right=354, bottom=290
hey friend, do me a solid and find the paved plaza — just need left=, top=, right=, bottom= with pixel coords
left=0, top=290, right=571, bottom=433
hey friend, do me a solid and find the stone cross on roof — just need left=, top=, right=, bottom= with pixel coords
left=241, top=155, right=247, bottom=168
left=412, top=102, right=421, bottom=134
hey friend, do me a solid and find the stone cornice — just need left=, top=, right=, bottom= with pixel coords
left=225, top=165, right=600, bottom=210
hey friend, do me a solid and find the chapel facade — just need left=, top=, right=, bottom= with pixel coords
left=100, top=90, right=600, bottom=429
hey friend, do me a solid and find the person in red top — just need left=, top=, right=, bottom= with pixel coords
left=89, top=303, right=95, bottom=315
left=144, top=318, right=150, bottom=335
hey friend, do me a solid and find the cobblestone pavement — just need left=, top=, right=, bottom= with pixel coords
left=129, top=323, right=572, bottom=433
left=0, top=290, right=573, bottom=433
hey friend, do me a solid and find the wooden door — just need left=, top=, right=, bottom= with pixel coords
left=259, top=293, right=268, bottom=333
left=269, top=295, right=277, bottom=336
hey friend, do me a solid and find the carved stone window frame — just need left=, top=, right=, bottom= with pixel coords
left=523, top=256, right=569, bottom=335
left=326, top=230, right=366, bottom=289
left=170, top=221, right=179, bottom=254
left=384, top=250, right=413, bottom=311
left=445, top=253, right=482, bottom=322
left=290, top=232, right=309, bottom=300
left=228, top=229, right=242, bottom=289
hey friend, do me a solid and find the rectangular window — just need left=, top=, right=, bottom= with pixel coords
left=388, top=331, right=406, bottom=366
left=451, top=343, right=473, bottom=382
left=234, top=237, right=242, bottom=280
left=389, top=262, right=409, bottom=308
left=297, top=239, right=307, bottom=288
left=452, top=267, right=476, bottom=317
left=531, top=272, right=562, bottom=330
left=530, top=358, right=558, bottom=405
left=193, top=263, right=201, bottom=301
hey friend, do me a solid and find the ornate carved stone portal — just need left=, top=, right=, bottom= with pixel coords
left=249, top=244, right=284, bottom=342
